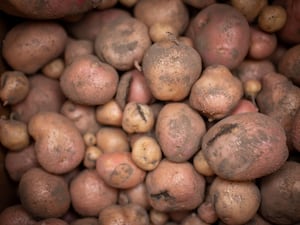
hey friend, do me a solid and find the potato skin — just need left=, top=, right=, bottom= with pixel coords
left=155, top=103, right=206, bottom=162
left=202, top=112, right=289, bottom=181
left=2, top=21, right=67, bottom=74
left=259, top=161, right=300, bottom=225
left=187, top=3, right=250, bottom=69
left=28, top=112, right=85, bottom=174
left=60, top=54, right=119, bottom=106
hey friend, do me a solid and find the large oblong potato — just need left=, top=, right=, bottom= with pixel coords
left=202, top=112, right=289, bottom=181
left=2, top=21, right=67, bottom=74
left=28, top=112, right=85, bottom=174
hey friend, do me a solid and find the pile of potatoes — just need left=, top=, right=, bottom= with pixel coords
left=0, top=0, right=299, bottom=225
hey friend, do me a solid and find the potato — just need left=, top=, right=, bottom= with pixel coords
left=83, top=146, right=102, bottom=169
left=11, top=74, right=65, bottom=123
left=197, top=200, right=218, bottom=224
left=208, top=177, right=261, bottom=225
left=95, top=16, right=151, bottom=71
left=70, top=217, right=99, bottom=225
left=5, top=144, right=39, bottom=182
left=142, top=40, right=202, bottom=101
left=248, top=26, right=277, bottom=60
left=155, top=103, right=206, bottom=162
left=96, top=0, right=118, bottom=10
left=0, top=204, right=36, bottom=225
left=149, top=209, right=169, bottom=225
left=64, top=38, right=94, bottom=65
left=34, top=218, right=68, bottom=225
left=60, top=54, right=119, bottom=106
left=134, top=0, right=189, bottom=35
left=202, top=112, right=289, bottom=181
left=291, top=108, right=300, bottom=152
left=278, top=44, right=300, bottom=86
left=0, top=119, right=30, bottom=151
left=19, top=167, right=70, bottom=219
left=146, top=159, right=206, bottom=212
left=98, top=203, right=149, bottom=225
left=258, top=4, right=287, bottom=33
left=243, top=214, right=272, bottom=225
left=2, top=21, right=67, bottom=74
left=66, top=9, right=131, bottom=41
left=230, top=99, right=258, bottom=115
left=230, top=0, right=267, bottom=22
left=95, top=99, right=123, bottom=127
left=181, top=213, right=208, bottom=225
left=187, top=3, right=250, bottom=69
left=28, top=111, right=85, bottom=174
left=183, top=0, right=216, bottom=9
left=256, top=72, right=300, bottom=148
left=193, top=150, right=215, bottom=177
left=0, top=0, right=104, bottom=19
left=70, top=169, right=118, bottom=217
left=96, top=151, right=146, bottom=189
left=259, top=161, right=300, bottom=225
left=189, top=64, right=243, bottom=121
left=61, top=100, right=100, bottom=135
left=0, top=70, right=29, bottom=105
left=42, top=58, right=65, bottom=79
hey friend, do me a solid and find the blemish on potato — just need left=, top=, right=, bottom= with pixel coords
left=110, top=163, right=133, bottom=185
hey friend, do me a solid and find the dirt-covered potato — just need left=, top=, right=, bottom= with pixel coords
left=96, top=151, right=146, bottom=189
left=11, top=74, right=65, bottom=123
left=230, top=0, right=267, bottom=22
left=19, top=167, right=70, bottom=219
left=155, top=103, right=206, bottom=162
left=259, top=161, right=300, bottom=225
left=189, top=64, right=243, bottom=121
left=95, top=16, right=151, bottom=71
left=98, top=203, right=149, bottom=225
left=64, top=38, right=94, bottom=65
left=70, top=169, right=118, bottom=217
left=187, top=3, right=250, bottom=69
left=208, top=177, right=261, bottom=225
left=2, top=21, right=67, bottom=74
left=202, top=112, right=289, bottom=181
left=146, top=159, right=206, bottom=212
left=60, top=54, right=119, bottom=106
left=142, top=40, right=202, bottom=101
left=28, top=111, right=85, bottom=174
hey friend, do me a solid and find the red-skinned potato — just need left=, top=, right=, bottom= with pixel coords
left=202, top=112, right=289, bottom=181
left=60, top=54, right=119, bottom=106
left=0, top=204, right=36, bottom=225
left=96, top=151, right=146, bottom=189
left=2, top=21, right=67, bottom=74
left=0, top=0, right=103, bottom=19
left=187, top=3, right=250, bottom=69
left=28, top=111, right=85, bottom=174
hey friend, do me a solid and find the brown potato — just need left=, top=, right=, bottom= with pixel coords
left=259, top=161, right=300, bottom=225
left=11, top=74, right=65, bottom=123
left=70, top=169, right=118, bottom=217
left=83, top=146, right=102, bottom=169
left=5, top=144, right=39, bottom=181
left=134, top=0, right=189, bottom=35
left=96, top=99, right=123, bottom=127
left=155, top=103, right=206, bottom=162
left=42, top=58, right=65, bottom=79
left=19, top=167, right=70, bottom=219
left=278, top=44, right=300, bottom=85
left=189, top=64, right=243, bottom=121
left=208, top=177, right=261, bottom=225
left=0, top=204, right=36, bottom=225
left=0, top=70, right=29, bottom=105
left=149, top=22, right=179, bottom=43
left=202, top=112, right=289, bottom=181
left=193, top=150, right=215, bottom=177
left=60, top=54, right=119, bottom=106
left=64, top=38, right=94, bottom=65
left=98, top=203, right=149, bottom=225
left=187, top=3, right=250, bottom=69
left=149, top=209, right=169, bottom=225
left=142, top=40, right=202, bottom=101
left=258, top=4, right=287, bottom=33
left=146, top=159, right=206, bottom=212
left=28, top=111, right=85, bottom=174
left=95, top=16, right=151, bottom=71
left=197, top=200, right=218, bottom=224
left=96, top=151, right=146, bottom=189
left=2, top=21, right=67, bottom=74
left=0, top=119, right=30, bottom=151
left=96, top=127, right=129, bottom=153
